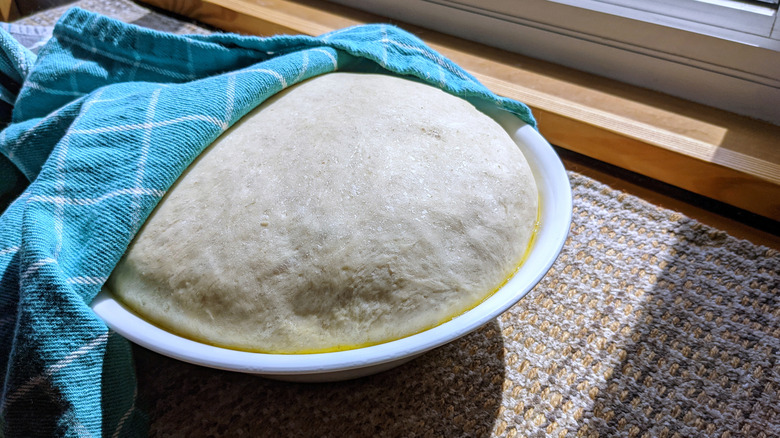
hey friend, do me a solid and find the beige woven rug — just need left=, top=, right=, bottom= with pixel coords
left=18, top=2, right=780, bottom=437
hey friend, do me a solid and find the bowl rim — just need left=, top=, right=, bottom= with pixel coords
left=91, top=100, right=572, bottom=377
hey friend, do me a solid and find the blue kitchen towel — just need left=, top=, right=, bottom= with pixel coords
left=0, top=7, right=536, bottom=437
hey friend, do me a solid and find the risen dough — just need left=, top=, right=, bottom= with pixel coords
left=108, top=73, right=538, bottom=353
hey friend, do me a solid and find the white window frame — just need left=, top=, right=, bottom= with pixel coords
left=592, top=0, right=778, bottom=37
left=329, top=0, right=780, bottom=124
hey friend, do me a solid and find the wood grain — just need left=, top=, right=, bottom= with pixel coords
left=141, top=0, right=780, bottom=221
left=0, top=0, right=20, bottom=22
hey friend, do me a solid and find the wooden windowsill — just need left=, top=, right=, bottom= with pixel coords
left=141, top=0, right=780, bottom=237
left=1, top=0, right=21, bottom=21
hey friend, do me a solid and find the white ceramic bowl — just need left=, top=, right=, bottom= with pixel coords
left=91, top=101, right=572, bottom=382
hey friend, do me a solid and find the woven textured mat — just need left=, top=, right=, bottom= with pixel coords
left=16, top=3, right=780, bottom=437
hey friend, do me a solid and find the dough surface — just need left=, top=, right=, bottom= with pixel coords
left=108, top=72, right=538, bottom=353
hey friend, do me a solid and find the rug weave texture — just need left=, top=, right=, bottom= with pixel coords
left=18, top=2, right=780, bottom=437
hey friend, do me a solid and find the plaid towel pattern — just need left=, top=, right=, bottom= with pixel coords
left=0, top=7, right=535, bottom=437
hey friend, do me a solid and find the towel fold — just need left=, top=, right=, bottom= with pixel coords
left=0, top=8, right=535, bottom=436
